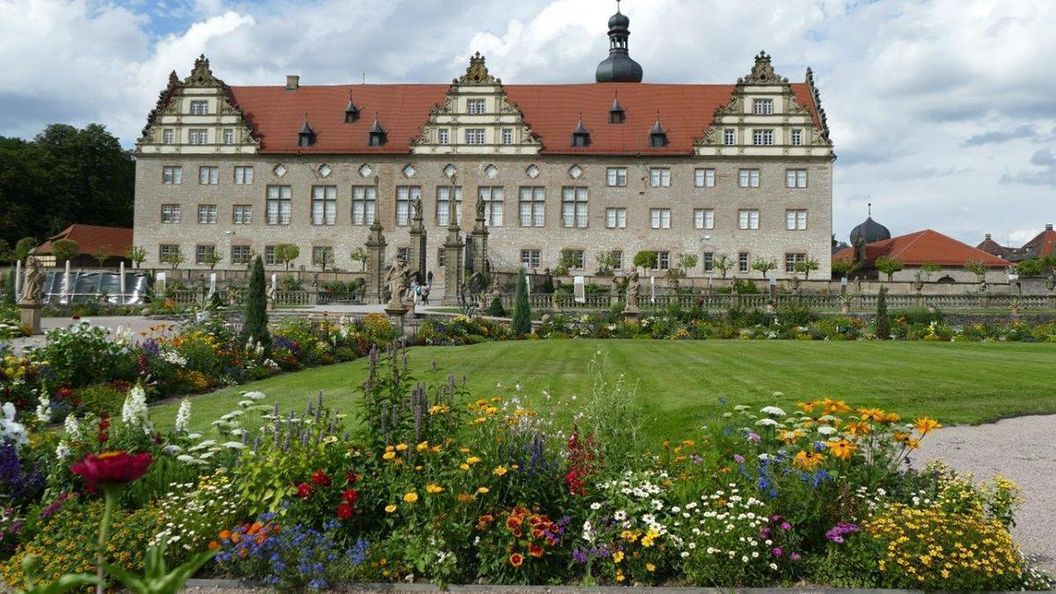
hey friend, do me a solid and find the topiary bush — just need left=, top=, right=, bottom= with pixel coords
left=242, top=255, right=271, bottom=354
left=511, top=269, right=532, bottom=337
left=486, top=296, right=506, bottom=317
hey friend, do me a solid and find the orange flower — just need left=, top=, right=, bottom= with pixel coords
left=528, top=543, right=544, bottom=558
left=828, top=439, right=856, bottom=460
left=798, top=401, right=818, bottom=414
left=208, top=540, right=220, bottom=550
left=506, top=516, right=523, bottom=531
left=821, top=398, right=851, bottom=414
left=793, top=450, right=826, bottom=471
left=844, top=422, right=871, bottom=437
left=857, top=408, right=885, bottom=422
left=218, top=529, right=231, bottom=540
left=914, top=417, right=942, bottom=436
left=509, top=553, right=524, bottom=568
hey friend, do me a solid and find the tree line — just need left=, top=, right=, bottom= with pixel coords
left=0, top=123, right=134, bottom=260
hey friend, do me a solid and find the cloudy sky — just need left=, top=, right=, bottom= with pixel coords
left=2, top=0, right=1054, bottom=245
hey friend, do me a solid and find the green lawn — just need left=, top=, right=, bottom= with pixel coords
left=151, top=340, right=1056, bottom=441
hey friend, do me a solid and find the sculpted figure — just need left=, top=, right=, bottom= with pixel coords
left=626, top=269, right=640, bottom=310
left=21, top=257, right=45, bottom=305
left=386, top=257, right=410, bottom=306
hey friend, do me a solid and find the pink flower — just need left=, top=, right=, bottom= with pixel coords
left=71, top=451, right=152, bottom=489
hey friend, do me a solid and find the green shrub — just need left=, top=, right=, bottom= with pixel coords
left=486, top=296, right=506, bottom=317
left=511, top=270, right=532, bottom=336
left=74, top=384, right=126, bottom=417
left=243, top=256, right=271, bottom=354
left=874, top=287, right=890, bottom=339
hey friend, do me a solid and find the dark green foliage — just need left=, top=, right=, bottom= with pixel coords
left=875, top=286, right=890, bottom=339
left=487, top=295, right=506, bottom=316
left=50, top=238, right=79, bottom=263
left=633, top=250, right=658, bottom=270
left=2, top=269, right=14, bottom=305
left=14, top=237, right=37, bottom=262
left=242, top=256, right=271, bottom=353
left=0, top=124, right=134, bottom=247
left=511, top=269, right=532, bottom=336
left=75, top=384, right=127, bottom=417
left=542, top=272, right=555, bottom=294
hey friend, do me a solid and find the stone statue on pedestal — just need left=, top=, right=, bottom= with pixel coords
left=386, top=257, right=410, bottom=307
left=21, top=257, right=44, bottom=305
left=625, top=269, right=640, bottom=312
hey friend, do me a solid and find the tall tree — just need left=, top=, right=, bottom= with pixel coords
left=511, top=269, right=532, bottom=337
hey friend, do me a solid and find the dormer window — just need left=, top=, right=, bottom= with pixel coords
left=467, top=98, right=486, bottom=114
left=752, top=98, right=774, bottom=114
left=344, top=93, right=360, bottom=123
left=298, top=115, right=315, bottom=147
left=572, top=116, right=591, bottom=148
left=368, top=115, right=387, bottom=147
left=649, top=114, right=668, bottom=148
left=609, top=95, right=625, bottom=124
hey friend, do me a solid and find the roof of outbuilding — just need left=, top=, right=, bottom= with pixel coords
left=1019, top=226, right=1056, bottom=259
left=35, top=225, right=133, bottom=257
left=227, top=82, right=822, bottom=155
left=833, top=229, right=1009, bottom=268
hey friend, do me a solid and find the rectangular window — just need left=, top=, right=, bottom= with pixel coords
left=738, top=252, right=750, bottom=273
left=606, top=207, right=627, bottom=229
left=438, top=129, right=449, bottom=145
left=501, top=128, right=513, bottom=145
left=162, top=166, right=182, bottom=184
left=189, top=100, right=208, bottom=115
left=479, top=186, right=504, bottom=226
left=266, top=185, right=292, bottom=225
left=786, top=169, right=808, bottom=188
left=738, top=169, right=760, bottom=188
left=188, top=129, right=208, bottom=145
left=752, top=129, right=775, bottom=146
left=519, top=187, right=545, bottom=227
left=520, top=249, right=540, bottom=269
left=264, top=245, right=277, bottom=266
left=652, top=251, right=670, bottom=271
left=222, top=129, right=234, bottom=145
left=311, top=185, right=338, bottom=226
left=159, top=244, right=180, bottom=261
left=198, top=166, right=219, bottom=185
left=162, top=129, right=174, bottom=144
left=607, top=167, right=627, bottom=187
left=465, top=129, right=486, bottom=144
left=785, top=252, right=807, bottom=273
left=160, top=204, right=181, bottom=224
left=351, top=186, right=377, bottom=226
left=650, top=208, right=671, bottom=229
left=564, top=249, right=585, bottom=270
left=437, top=247, right=446, bottom=267
left=234, top=166, right=254, bottom=184
left=232, top=205, right=252, bottom=225
left=395, top=186, right=421, bottom=226
left=467, top=98, right=486, bottom=114
left=724, top=128, right=736, bottom=145
left=436, top=186, right=462, bottom=226
left=752, top=98, right=774, bottom=114
left=197, top=204, right=218, bottom=224
left=649, top=168, right=671, bottom=188
left=312, top=246, right=335, bottom=267
left=702, top=252, right=714, bottom=272
left=786, top=209, right=808, bottom=230
left=791, top=129, right=803, bottom=146
left=231, top=245, right=252, bottom=265
left=694, top=208, right=715, bottom=230
left=694, top=168, right=715, bottom=188
left=738, top=209, right=760, bottom=230
left=195, top=244, right=216, bottom=265
left=561, top=186, right=588, bottom=228
left=611, top=250, right=623, bottom=271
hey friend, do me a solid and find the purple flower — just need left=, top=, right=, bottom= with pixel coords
left=733, top=454, right=745, bottom=464
left=773, top=547, right=783, bottom=558
left=791, top=552, right=801, bottom=561
left=747, top=432, right=762, bottom=443
left=825, top=522, right=860, bottom=544
left=781, top=522, right=792, bottom=531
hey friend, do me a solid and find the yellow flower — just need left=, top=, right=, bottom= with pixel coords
left=779, top=429, right=803, bottom=444
left=828, top=439, right=856, bottom=460
left=646, top=563, right=656, bottom=572
left=844, top=421, right=872, bottom=437
left=620, top=530, right=638, bottom=543
left=641, top=528, right=660, bottom=548
left=395, top=443, right=409, bottom=452
left=793, top=449, right=826, bottom=471
left=476, top=487, right=489, bottom=494
left=457, top=493, right=474, bottom=503
left=612, top=551, right=624, bottom=564
left=914, top=417, right=942, bottom=436
left=466, top=456, right=482, bottom=465
left=459, top=463, right=470, bottom=471
left=493, top=465, right=508, bottom=476
left=426, top=483, right=445, bottom=494
left=615, top=570, right=625, bottom=582
left=798, top=400, right=818, bottom=413
left=384, top=504, right=397, bottom=513
left=416, top=441, right=430, bottom=452
left=403, top=491, right=419, bottom=504
left=821, top=398, right=851, bottom=414
left=382, top=451, right=396, bottom=460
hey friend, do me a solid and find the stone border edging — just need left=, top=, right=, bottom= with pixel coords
left=183, top=579, right=1052, bottom=594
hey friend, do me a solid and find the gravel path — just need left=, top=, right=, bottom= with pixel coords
left=914, top=414, right=1056, bottom=573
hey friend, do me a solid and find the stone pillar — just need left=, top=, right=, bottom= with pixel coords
left=365, top=220, right=387, bottom=304
left=442, top=221, right=464, bottom=306
left=470, top=194, right=489, bottom=275
left=408, top=198, right=427, bottom=282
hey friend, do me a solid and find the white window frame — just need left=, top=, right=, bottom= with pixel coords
left=162, top=166, right=182, bottom=185
left=738, top=252, right=750, bottom=273
left=738, top=169, right=760, bottom=188
left=311, top=185, right=338, bottom=226
left=395, top=186, right=421, bottom=226
left=724, top=128, right=736, bottom=145
left=189, top=100, right=208, bottom=115
left=650, top=208, right=671, bottom=229
left=786, top=209, right=808, bottom=231
left=479, top=186, right=504, bottom=227
left=694, top=208, right=714, bottom=230
left=752, top=129, right=775, bottom=146
left=234, top=166, right=254, bottom=185
left=649, top=168, right=671, bottom=188
left=466, top=98, right=486, bottom=114
left=188, top=129, right=208, bottom=145
left=351, top=186, right=376, bottom=226
left=519, top=187, right=545, bottom=227
left=198, top=166, right=219, bottom=185
left=436, top=186, right=462, bottom=226
left=786, top=169, right=808, bottom=189
left=438, top=129, right=449, bottom=145
left=702, top=252, right=714, bottom=272
left=161, top=204, right=181, bottom=224
left=785, top=252, right=807, bottom=273
left=197, top=204, right=218, bottom=224
left=561, top=186, right=588, bottom=228
left=606, top=207, right=627, bottom=229
left=195, top=244, right=216, bottom=264
left=607, top=167, right=628, bottom=187
left=738, top=209, right=760, bottom=230
left=694, top=168, right=715, bottom=188
left=231, top=245, right=252, bottom=265
left=222, top=128, right=234, bottom=145
left=162, top=129, right=174, bottom=144
left=465, top=128, right=486, bottom=145
left=791, top=129, right=803, bottom=146
left=501, top=128, right=513, bottom=145
left=752, top=98, right=774, bottom=114
left=233, top=204, right=252, bottom=225
left=266, top=185, right=292, bottom=225
left=520, top=249, right=541, bottom=269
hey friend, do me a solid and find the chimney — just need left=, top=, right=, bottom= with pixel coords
left=1047, top=223, right=1054, bottom=231
left=285, top=75, right=300, bottom=90
left=984, top=233, right=991, bottom=240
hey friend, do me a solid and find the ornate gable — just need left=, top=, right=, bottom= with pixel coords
left=412, top=53, right=541, bottom=155
left=136, top=55, right=260, bottom=155
left=695, top=51, right=834, bottom=159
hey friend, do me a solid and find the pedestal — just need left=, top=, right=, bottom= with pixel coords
left=384, top=302, right=410, bottom=336
left=20, top=303, right=41, bottom=335
left=623, top=307, right=640, bottom=322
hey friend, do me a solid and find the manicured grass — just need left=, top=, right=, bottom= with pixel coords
left=151, top=340, right=1056, bottom=441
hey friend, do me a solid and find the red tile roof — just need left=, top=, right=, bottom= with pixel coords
left=228, top=82, right=822, bottom=155
left=1020, top=226, right=1056, bottom=259
left=975, top=236, right=1015, bottom=260
left=36, top=224, right=133, bottom=257
left=833, top=229, right=1009, bottom=268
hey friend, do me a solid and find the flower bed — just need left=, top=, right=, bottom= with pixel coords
left=0, top=348, right=1051, bottom=591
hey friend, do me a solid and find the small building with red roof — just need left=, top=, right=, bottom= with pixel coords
left=33, top=224, right=133, bottom=268
left=834, top=229, right=1010, bottom=284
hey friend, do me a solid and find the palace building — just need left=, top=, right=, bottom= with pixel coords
left=133, top=5, right=835, bottom=284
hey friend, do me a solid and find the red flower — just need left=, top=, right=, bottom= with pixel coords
left=336, top=502, right=354, bottom=520
left=509, top=553, right=524, bottom=568
left=346, top=472, right=360, bottom=484
left=310, top=470, right=331, bottom=486
left=97, top=416, right=111, bottom=444
left=528, top=543, right=544, bottom=558
left=341, top=489, right=358, bottom=504
left=70, top=451, right=152, bottom=489
left=296, top=482, right=313, bottom=499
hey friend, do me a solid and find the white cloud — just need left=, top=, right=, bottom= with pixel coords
left=0, top=0, right=1053, bottom=246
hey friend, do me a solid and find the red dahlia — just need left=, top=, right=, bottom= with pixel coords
left=336, top=502, right=354, bottom=520
left=70, top=451, right=152, bottom=489
left=297, top=482, right=313, bottom=499
left=310, top=470, right=331, bottom=486
left=341, top=488, right=358, bottom=504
